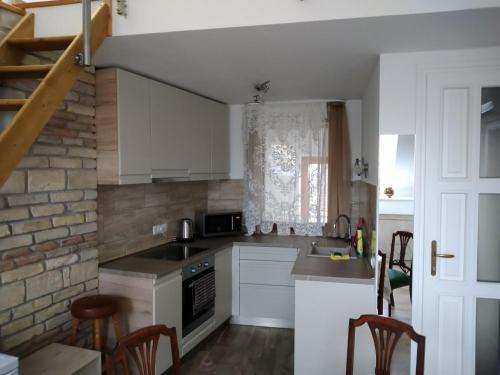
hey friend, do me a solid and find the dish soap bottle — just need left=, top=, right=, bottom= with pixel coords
left=356, top=229, right=363, bottom=257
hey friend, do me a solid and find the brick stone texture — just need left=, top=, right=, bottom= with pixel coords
left=0, top=28, right=97, bottom=356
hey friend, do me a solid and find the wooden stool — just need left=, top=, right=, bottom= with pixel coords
left=69, top=294, right=122, bottom=351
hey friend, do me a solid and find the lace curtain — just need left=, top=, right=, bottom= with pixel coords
left=243, top=102, right=328, bottom=236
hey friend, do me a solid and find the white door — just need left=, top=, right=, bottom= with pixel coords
left=420, top=65, right=500, bottom=374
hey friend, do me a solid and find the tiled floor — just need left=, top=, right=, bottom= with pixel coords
left=179, top=287, right=412, bottom=375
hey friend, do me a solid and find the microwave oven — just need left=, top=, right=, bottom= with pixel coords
left=195, top=212, right=243, bottom=237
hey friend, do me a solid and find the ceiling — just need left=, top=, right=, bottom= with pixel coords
left=94, top=7, right=500, bottom=104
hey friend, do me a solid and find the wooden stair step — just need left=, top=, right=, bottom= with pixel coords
left=0, top=99, right=27, bottom=111
left=0, top=64, right=53, bottom=79
left=8, top=36, right=75, bottom=51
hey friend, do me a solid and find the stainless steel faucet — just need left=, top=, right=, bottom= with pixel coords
left=334, top=214, right=352, bottom=242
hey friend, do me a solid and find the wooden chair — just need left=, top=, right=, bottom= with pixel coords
left=346, top=314, right=425, bottom=375
left=377, top=250, right=387, bottom=315
left=105, top=324, right=181, bottom=375
left=388, top=231, right=413, bottom=313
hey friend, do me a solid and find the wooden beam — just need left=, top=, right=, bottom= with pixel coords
left=13, top=0, right=82, bottom=9
left=0, top=3, right=110, bottom=187
left=0, top=64, right=53, bottom=79
left=8, top=35, right=75, bottom=51
left=104, top=0, right=112, bottom=36
left=0, top=1, right=26, bottom=15
left=0, top=99, right=26, bottom=111
left=0, top=12, right=34, bottom=65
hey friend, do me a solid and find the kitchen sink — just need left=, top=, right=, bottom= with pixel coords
left=307, top=239, right=352, bottom=258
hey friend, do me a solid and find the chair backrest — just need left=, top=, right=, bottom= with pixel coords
left=106, top=324, right=181, bottom=375
left=377, top=250, right=387, bottom=315
left=389, top=231, right=413, bottom=272
left=346, top=314, right=425, bottom=375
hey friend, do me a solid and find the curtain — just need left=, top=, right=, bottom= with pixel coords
left=327, top=102, right=352, bottom=235
left=243, top=102, right=328, bottom=236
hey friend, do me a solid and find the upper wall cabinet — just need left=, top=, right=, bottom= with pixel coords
left=96, top=68, right=230, bottom=184
left=211, top=104, right=230, bottom=179
left=96, top=69, right=152, bottom=184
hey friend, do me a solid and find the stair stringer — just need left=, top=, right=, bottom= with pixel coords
left=0, top=3, right=109, bottom=187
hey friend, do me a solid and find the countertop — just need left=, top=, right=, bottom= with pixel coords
left=99, top=235, right=374, bottom=284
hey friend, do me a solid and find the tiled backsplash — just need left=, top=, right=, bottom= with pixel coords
left=351, top=180, right=378, bottom=253
left=97, top=179, right=244, bottom=262
left=208, top=180, right=244, bottom=212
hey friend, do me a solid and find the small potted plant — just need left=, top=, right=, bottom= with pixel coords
left=384, top=187, right=395, bottom=198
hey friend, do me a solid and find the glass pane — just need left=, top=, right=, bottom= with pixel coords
left=480, top=87, right=500, bottom=178
left=476, top=298, right=500, bottom=374
left=478, top=194, right=500, bottom=282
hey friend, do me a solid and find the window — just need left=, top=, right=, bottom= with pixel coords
left=244, top=102, right=328, bottom=235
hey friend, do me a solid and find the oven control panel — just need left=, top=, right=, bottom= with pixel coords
left=182, top=255, right=214, bottom=280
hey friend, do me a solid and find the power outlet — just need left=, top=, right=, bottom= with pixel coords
left=152, top=223, right=167, bottom=235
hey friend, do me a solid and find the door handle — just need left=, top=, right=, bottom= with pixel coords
left=431, top=240, right=455, bottom=276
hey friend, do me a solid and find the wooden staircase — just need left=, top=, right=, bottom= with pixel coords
left=0, top=2, right=109, bottom=187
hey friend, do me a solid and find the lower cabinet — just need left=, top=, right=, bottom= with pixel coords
left=240, top=284, right=295, bottom=324
left=154, top=272, right=182, bottom=374
left=232, top=246, right=299, bottom=328
left=98, top=270, right=182, bottom=375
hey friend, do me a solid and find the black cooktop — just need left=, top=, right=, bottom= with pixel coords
left=139, top=244, right=208, bottom=261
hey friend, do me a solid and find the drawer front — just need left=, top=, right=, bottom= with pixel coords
left=240, top=284, right=295, bottom=321
left=239, top=246, right=298, bottom=262
left=240, top=260, right=295, bottom=286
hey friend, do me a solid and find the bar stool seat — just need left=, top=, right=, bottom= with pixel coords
left=71, top=295, right=118, bottom=320
left=70, top=295, right=122, bottom=352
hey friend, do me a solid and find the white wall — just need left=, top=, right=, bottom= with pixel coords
left=28, top=0, right=500, bottom=37
left=379, top=46, right=500, bottom=135
left=110, top=0, right=500, bottom=36
left=378, top=214, right=414, bottom=255
left=346, top=100, right=363, bottom=181
left=361, top=64, right=380, bottom=186
left=228, top=100, right=363, bottom=180
left=29, top=2, right=102, bottom=37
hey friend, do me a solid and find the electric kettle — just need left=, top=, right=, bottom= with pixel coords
left=177, top=218, right=194, bottom=242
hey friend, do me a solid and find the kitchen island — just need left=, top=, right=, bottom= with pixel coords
left=99, top=234, right=375, bottom=375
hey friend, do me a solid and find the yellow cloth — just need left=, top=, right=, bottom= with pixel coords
left=330, top=254, right=351, bottom=261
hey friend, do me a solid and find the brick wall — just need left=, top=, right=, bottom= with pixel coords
left=0, top=51, right=98, bottom=355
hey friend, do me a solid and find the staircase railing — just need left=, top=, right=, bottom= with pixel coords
left=74, top=0, right=92, bottom=66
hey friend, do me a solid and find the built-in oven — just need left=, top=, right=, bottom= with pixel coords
left=182, top=255, right=215, bottom=338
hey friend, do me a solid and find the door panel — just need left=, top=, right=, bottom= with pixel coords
left=436, top=295, right=464, bottom=375
left=439, top=193, right=466, bottom=281
left=441, top=88, right=470, bottom=178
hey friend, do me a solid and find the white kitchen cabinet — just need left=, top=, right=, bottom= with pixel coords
left=210, top=105, right=230, bottom=179
left=96, top=68, right=151, bottom=185
left=232, top=246, right=298, bottom=328
left=154, top=272, right=182, bottom=374
left=150, top=80, right=228, bottom=180
left=96, top=68, right=230, bottom=184
left=215, top=247, right=232, bottom=327
left=150, top=80, right=211, bottom=179
left=240, top=259, right=295, bottom=286
left=240, top=284, right=295, bottom=324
